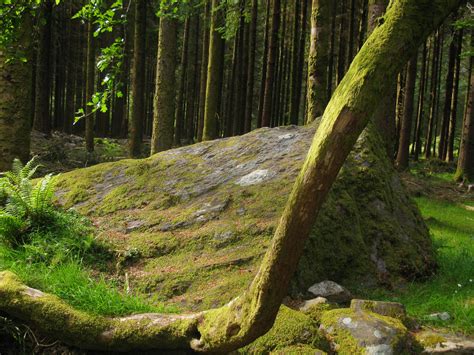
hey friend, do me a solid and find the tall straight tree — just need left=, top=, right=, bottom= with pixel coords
left=306, top=0, right=331, bottom=123
left=425, top=32, right=441, bottom=158
left=261, top=0, right=281, bottom=127
left=175, top=18, right=190, bottom=145
left=85, top=19, right=95, bottom=153
left=455, top=32, right=474, bottom=182
left=197, top=3, right=210, bottom=142
left=244, top=0, right=258, bottom=133
left=33, top=0, right=53, bottom=135
left=0, top=12, right=33, bottom=171
left=395, top=53, right=417, bottom=170
left=412, top=42, right=428, bottom=160
left=151, top=17, right=178, bottom=154
left=203, top=0, right=225, bottom=141
left=129, top=0, right=147, bottom=158
left=336, top=0, right=348, bottom=84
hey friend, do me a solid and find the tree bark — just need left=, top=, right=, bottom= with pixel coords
left=306, top=0, right=331, bottom=123
left=413, top=41, right=428, bottom=160
left=396, top=53, right=417, bottom=170
left=85, top=20, right=95, bottom=153
left=129, top=0, right=147, bottom=157
left=151, top=18, right=178, bottom=154
left=202, top=0, right=225, bottom=141
left=197, top=3, right=210, bottom=142
left=261, top=0, right=281, bottom=127
left=455, top=31, right=474, bottom=182
left=337, top=0, right=348, bottom=84
left=425, top=32, right=441, bottom=158
left=174, top=18, right=190, bottom=146
left=0, top=13, right=33, bottom=171
left=244, top=0, right=258, bottom=133
left=0, top=0, right=462, bottom=352
left=33, top=0, right=53, bottom=135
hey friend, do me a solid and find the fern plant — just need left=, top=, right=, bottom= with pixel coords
left=0, top=157, right=56, bottom=247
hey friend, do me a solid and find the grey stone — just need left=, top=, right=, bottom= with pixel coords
left=427, top=312, right=451, bottom=321
left=236, top=169, right=275, bottom=186
left=308, top=281, right=352, bottom=303
left=351, top=299, right=406, bottom=320
left=299, top=297, right=328, bottom=312
left=417, top=330, right=474, bottom=354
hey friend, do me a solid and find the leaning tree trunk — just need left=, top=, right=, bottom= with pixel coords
left=306, top=0, right=331, bottom=123
left=0, top=13, right=33, bottom=171
left=0, top=0, right=462, bottom=352
left=150, top=18, right=178, bottom=154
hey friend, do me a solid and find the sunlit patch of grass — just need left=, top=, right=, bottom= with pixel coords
left=0, top=246, right=177, bottom=316
left=361, top=197, right=474, bottom=334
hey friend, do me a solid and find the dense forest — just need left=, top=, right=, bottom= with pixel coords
left=0, top=0, right=473, bottom=353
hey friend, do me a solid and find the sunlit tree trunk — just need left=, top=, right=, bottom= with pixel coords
left=85, top=20, right=95, bottom=153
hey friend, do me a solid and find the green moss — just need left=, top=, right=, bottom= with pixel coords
left=240, top=306, right=329, bottom=354
left=303, top=302, right=336, bottom=323
left=415, top=332, right=447, bottom=348
left=270, top=344, right=327, bottom=354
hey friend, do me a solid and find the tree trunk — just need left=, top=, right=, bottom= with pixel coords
left=413, top=41, right=428, bottom=160
left=288, top=0, right=301, bottom=124
left=425, top=32, right=441, bottom=158
left=33, top=0, right=53, bottom=135
left=202, top=0, right=225, bottom=141
left=174, top=19, right=190, bottom=146
left=257, top=0, right=272, bottom=128
left=150, top=18, right=178, bottom=154
left=0, top=14, right=33, bottom=171
left=244, top=0, right=258, bottom=133
left=446, top=28, right=463, bottom=162
left=438, top=27, right=457, bottom=160
left=129, top=0, right=147, bottom=157
left=455, top=31, right=474, bottom=182
left=327, top=1, right=337, bottom=98
left=306, top=0, right=331, bottom=123
left=85, top=20, right=95, bottom=153
left=261, top=0, right=281, bottom=127
left=197, top=3, right=210, bottom=142
left=0, top=0, right=462, bottom=352
left=186, top=16, right=199, bottom=143
left=396, top=53, right=417, bottom=170
left=336, top=0, right=348, bottom=84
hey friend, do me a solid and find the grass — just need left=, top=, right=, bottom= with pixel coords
left=360, top=179, right=474, bottom=335
left=0, top=245, right=177, bottom=316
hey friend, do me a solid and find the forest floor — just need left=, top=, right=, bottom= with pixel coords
left=359, top=159, right=474, bottom=335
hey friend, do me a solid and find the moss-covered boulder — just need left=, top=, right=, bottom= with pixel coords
left=54, top=122, right=435, bottom=311
left=239, top=306, right=328, bottom=354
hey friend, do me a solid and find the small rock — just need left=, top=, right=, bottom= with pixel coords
left=351, top=299, right=406, bottom=320
left=308, top=281, right=352, bottom=303
left=236, top=169, right=275, bottom=186
left=427, top=312, right=451, bottom=321
left=213, top=231, right=235, bottom=248
left=416, top=329, right=474, bottom=354
left=125, top=220, right=145, bottom=234
left=298, top=297, right=328, bottom=312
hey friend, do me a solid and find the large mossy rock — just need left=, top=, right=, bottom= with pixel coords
left=55, top=122, right=435, bottom=311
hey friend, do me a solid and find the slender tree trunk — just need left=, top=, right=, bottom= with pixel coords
left=396, top=53, right=417, bottom=170
left=358, top=0, right=368, bottom=50
left=257, top=0, right=272, bottom=128
left=85, top=20, right=95, bottom=153
left=455, top=32, right=474, bottom=182
left=337, top=0, right=348, bottom=84
left=261, top=0, right=281, bottom=127
left=413, top=42, right=428, bottom=160
left=447, top=29, right=463, bottom=162
left=186, top=16, right=199, bottom=143
left=64, top=1, right=79, bottom=134
left=244, top=0, right=258, bottom=133
left=438, top=28, right=457, bottom=160
left=174, top=19, right=190, bottom=146
left=203, top=0, right=225, bottom=141
left=0, top=14, right=33, bottom=170
left=327, top=1, right=337, bottom=98
left=425, top=32, right=441, bottom=158
left=151, top=18, right=178, bottom=154
left=0, top=1, right=462, bottom=352
left=197, top=3, right=210, bottom=142
left=306, top=0, right=331, bottom=123
left=348, top=0, right=357, bottom=62
left=129, top=0, right=147, bottom=157
left=33, top=0, right=53, bottom=135
left=288, top=0, right=301, bottom=124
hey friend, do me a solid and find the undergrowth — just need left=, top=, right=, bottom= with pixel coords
left=0, top=158, right=175, bottom=318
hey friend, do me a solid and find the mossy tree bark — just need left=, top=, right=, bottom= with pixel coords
left=202, top=0, right=225, bottom=141
left=306, top=0, right=331, bottom=123
left=128, top=0, right=147, bottom=158
left=151, top=18, right=178, bottom=154
left=0, top=13, right=33, bottom=171
left=0, top=0, right=462, bottom=351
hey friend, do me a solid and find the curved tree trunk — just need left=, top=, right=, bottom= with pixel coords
left=0, top=0, right=462, bottom=352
